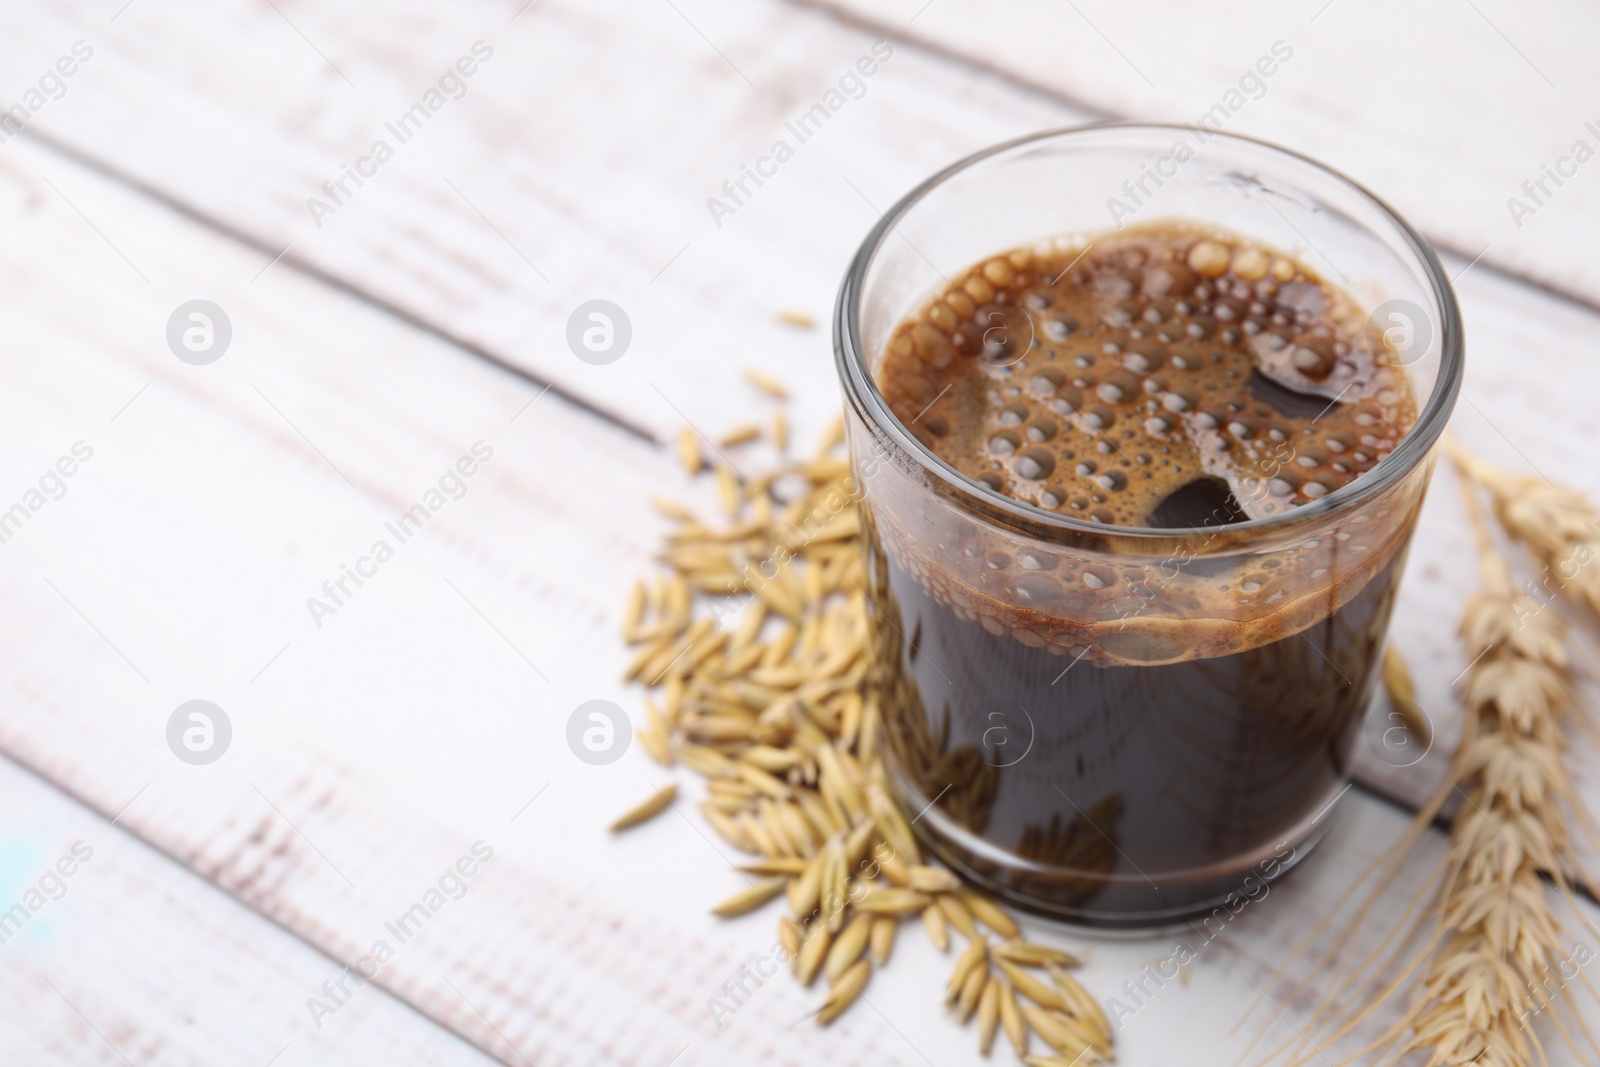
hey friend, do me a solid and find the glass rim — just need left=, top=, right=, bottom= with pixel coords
left=833, top=122, right=1465, bottom=544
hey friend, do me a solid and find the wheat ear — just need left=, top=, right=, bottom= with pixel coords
left=1259, top=451, right=1591, bottom=1067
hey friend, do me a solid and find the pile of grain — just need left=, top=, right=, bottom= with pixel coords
left=611, top=385, right=1112, bottom=1065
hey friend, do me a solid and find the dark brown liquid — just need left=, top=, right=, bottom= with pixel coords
left=864, top=225, right=1422, bottom=923
left=866, top=524, right=1407, bottom=921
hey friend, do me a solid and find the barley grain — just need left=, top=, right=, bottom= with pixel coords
left=638, top=702, right=673, bottom=767
left=962, top=889, right=1021, bottom=939
left=650, top=496, right=696, bottom=522
left=720, top=423, right=762, bottom=447
left=818, top=959, right=870, bottom=1025
left=959, top=961, right=989, bottom=1022
left=909, top=865, right=963, bottom=893
left=753, top=801, right=794, bottom=859
left=999, top=978, right=1028, bottom=1057
left=778, top=915, right=802, bottom=958
left=622, top=637, right=670, bottom=683
left=1021, top=1004, right=1101, bottom=1059
left=705, top=778, right=758, bottom=802
left=789, top=851, right=824, bottom=917
left=716, top=465, right=742, bottom=519
left=844, top=819, right=878, bottom=867
left=993, top=941, right=1080, bottom=969
left=677, top=427, right=701, bottom=475
left=738, top=762, right=792, bottom=800
left=609, top=783, right=677, bottom=831
left=923, top=902, right=951, bottom=951
left=870, top=916, right=896, bottom=965
left=1046, top=964, right=1110, bottom=1042
left=825, top=913, right=873, bottom=981
left=854, top=888, right=932, bottom=914
left=795, top=924, right=831, bottom=986
left=777, top=802, right=817, bottom=858
left=679, top=744, right=739, bottom=778
left=947, top=937, right=988, bottom=1003
left=739, top=857, right=807, bottom=876
left=878, top=847, right=911, bottom=887
left=744, top=368, right=790, bottom=399
left=978, top=976, right=1001, bottom=1055
left=701, top=805, right=753, bottom=851
left=622, top=580, right=646, bottom=639
left=1381, top=644, right=1431, bottom=745
left=868, top=783, right=919, bottom=864
left=742, top=746, right=800, bottom=774
left=938, top=893, right=979, bottom=940
left=712, top=876, right=786, bottom=917
left=995, top=958, right=1067, bottom=1012
left=737, top=812, right=780, bottom=857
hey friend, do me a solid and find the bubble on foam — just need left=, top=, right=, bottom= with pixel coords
left=876, top=223, right=1417, bottom=529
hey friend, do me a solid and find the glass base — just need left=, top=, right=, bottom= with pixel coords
left=891, top=763, right=1345, bottom=933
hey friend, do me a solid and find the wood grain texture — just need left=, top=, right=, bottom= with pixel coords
left=0, top=755, right=495, bottom=1067
left=0, top=0, right=1085, bottom=442
left=1, top=111, right=1583, bottom=1067
left=4, top=0, right=1593, bottom=815
left=805, top=0, right=1600, bottom=310
left=3, top=0, right=1600, bottom=1063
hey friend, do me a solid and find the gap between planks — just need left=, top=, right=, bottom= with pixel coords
left=0, top=741, right=495, bottom=1063
left=784, top=0, right=1600, bottom=321
left=12, top=18, right=1598, bottom=965
left=12, top=125, right=660, bottom=449
left=6, top=105, right=1540, bottom=883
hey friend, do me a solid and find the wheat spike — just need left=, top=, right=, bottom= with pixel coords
left=1451, top=445, right=1600, bottom=623
left=1385, top=459, right=1585, bottom=1066
left=1278, top=448, right=1590, bottom=1067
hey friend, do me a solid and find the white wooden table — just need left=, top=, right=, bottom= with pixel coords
left=3, top=2, right=1599, bottom=1063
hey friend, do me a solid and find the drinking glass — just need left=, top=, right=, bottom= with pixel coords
left=832, top=124, right=1463, bottom=928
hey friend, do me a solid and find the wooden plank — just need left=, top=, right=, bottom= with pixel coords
left=5, top=1, right=1590, bottom=801
left=1350, top=260, right=1600, bottom=817
left=807, top=0, right=1600, bottom=311
left=0, top=755, right=495, bottom=1066
left=1, top=0, right=1084, bottom=443
left=2, top=6, right=1600, bottom=1063
left=0, top=116, right=1564, bottom=1066
left=9, top=0, right=1600, bottom=450
left=0, top=126, right=739, bottom=1065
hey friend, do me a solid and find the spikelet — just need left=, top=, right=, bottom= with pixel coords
left=1451, top=444, right=1600, bottom=622
left=1273, top=449, right=1589, bottom=1067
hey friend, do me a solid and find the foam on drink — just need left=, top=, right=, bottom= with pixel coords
left=876, top=224, right=1416, bottom=528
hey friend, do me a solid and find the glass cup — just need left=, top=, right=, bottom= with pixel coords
left=832, top=124, right=1463, bottom=929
